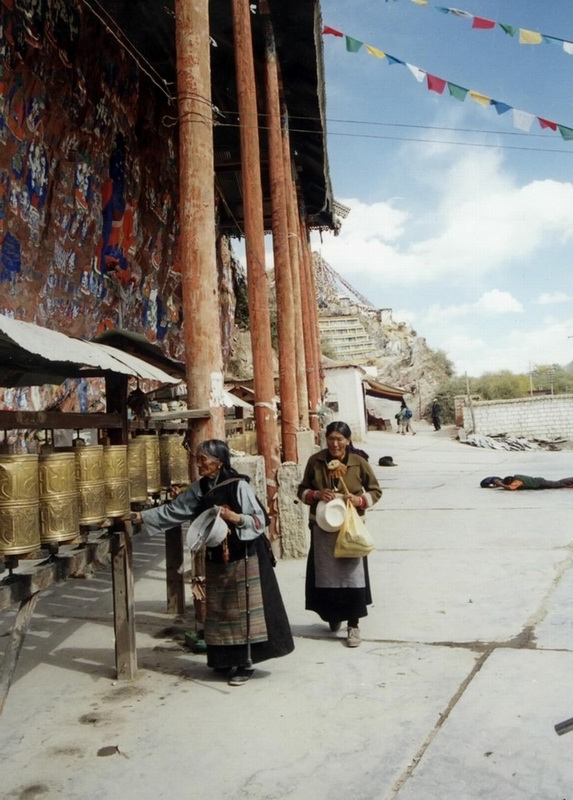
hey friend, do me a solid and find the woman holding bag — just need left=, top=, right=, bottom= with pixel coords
left=297, top=421, right=382, bottom=648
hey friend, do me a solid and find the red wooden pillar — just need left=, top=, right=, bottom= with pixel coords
left=263, top=8, right=298, bottom=463
left=175, top=0, right=226, bottom=466
left=231, top=0, right=281, bottom=502
left=298, top=215, right=321, bottom=435
left=281, top=106, right=309, bottom=428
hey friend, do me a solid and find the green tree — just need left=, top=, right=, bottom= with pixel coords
left=427, top=348, right=455, bottom=379
left=474, top=370, right=529, bottom=400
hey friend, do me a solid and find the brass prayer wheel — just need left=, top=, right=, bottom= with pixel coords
left=127, top=437, right=147, bottom=503
left=159, top=434, right=189, bottom=488
left=73, top=445, right=106, bottom=526
left=102, top=445, right=130, bottom=518
left=39, top=451, right=79, bottom=544
left=0, top=454, right=41, bottom=556
left=137, top=434, right=161, bottom=494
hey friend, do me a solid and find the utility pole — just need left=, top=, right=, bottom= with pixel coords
left=465, top=371, right=476, bottom=433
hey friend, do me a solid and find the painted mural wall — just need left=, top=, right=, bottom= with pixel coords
left=0, top=0, right=239, bottom=366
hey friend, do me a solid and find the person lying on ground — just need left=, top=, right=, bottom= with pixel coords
left=480, top=475, right=573, bottom=490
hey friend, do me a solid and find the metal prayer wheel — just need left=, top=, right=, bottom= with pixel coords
left=0, top=454, right=41, bottom=556
left=73, top=445, right=107, bottom=526
left=39, top=452, right=79, bottom=544
left=137, top=434, right=161, bottom=494
left=159, top=434, right=189, bottom=488
left=127, top=437, right=147, bottom=503
left=103, top=445, right=130, bottom=518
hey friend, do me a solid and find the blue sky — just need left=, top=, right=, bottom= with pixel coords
left=310, top=0, right=573, bottom=376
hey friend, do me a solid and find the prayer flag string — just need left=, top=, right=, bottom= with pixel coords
left=322, top=26, right=573, bottom=141
left=383, top=0, right=573, bottom=56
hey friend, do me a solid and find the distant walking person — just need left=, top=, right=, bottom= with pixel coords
left=431, top=398, right=441, bottom=431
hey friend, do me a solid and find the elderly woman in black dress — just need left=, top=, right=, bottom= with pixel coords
left=132, top=439, right=294, bottom=686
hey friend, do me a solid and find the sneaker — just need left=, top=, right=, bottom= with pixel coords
left=347, top=626, right=361, bottom=647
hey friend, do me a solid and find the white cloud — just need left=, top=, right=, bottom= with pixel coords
left=473, top=290, right=523, bottom=314
left=419, top=291, right=523, bottom=323
left=435, top=316, right=573, bottom=376
left=313, top=154, right=573, bottom=288
left=538, top=292, right=570, bottom=305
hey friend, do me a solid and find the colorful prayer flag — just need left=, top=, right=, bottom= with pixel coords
left=499, top=24, right=517, bottom=37
left=512, top=110, right=535, bottom=131
left=345, top=36, right=364, bottom=53
left=469, top=91, right=491, bottom=107
left=519, top=29, right=543, bottom=45
left=323, top=26, right=343, bottom=37
left=365, top=45, right=386, bottom=59
left=448, top=83, right=468, bottom=101
left=558, top=125, right=573, bottom=141
left=472, top=17, right=495, bottom=30
left=492, top=101, right=512, bottom=115
left=406, top=63, right=426, bottom=82
left=427, top=74, right=446, bottom=94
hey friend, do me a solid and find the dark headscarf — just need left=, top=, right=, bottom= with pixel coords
left=197, top=439, right=240, bottom=481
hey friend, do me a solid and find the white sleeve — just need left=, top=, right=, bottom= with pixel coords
left=235, top=481, right=267, bottom=541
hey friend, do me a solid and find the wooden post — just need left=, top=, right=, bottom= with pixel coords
left=0, top=592, right=39, bottom=717
left=310, top=250, right=326, bottom=404
left=263, top=8, right=298, bottom=463
left=281, top=106, right=309, bottom=427
left=298, top=216, right=321, bottom=436
left=111, top=525, right=137, bottom=680
left=105, top=373, right=137, bottom=678
left=231, top=0, right=281, bottom=504
left=175, top=0, right=226, bottom=467
left=165, top=527, right=185, bottom=616
left=104, top=374, right=129, bottom=445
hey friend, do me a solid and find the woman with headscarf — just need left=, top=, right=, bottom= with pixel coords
left=131, top=439, right=294, bottom=685
left=297, top=421, right=382, bottom=648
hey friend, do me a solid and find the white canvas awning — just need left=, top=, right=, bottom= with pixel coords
left=0, top=315, right=179, bottom=387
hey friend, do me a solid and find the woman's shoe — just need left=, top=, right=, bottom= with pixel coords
left=347, top=626, right=361, bottom=647
left=328, top=621, right=342, bottom=632
left=228, top=666, right=254, bottom=686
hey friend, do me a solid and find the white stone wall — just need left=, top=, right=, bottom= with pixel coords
left=323, top=366, right=367, bottom=441
left=462, top=394, right=573, bottom=438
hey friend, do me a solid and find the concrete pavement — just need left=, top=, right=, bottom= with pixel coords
left=1, top=424, right=573, bottom=799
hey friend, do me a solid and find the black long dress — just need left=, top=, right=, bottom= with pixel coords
left=196, top=476, right=294, bottom=669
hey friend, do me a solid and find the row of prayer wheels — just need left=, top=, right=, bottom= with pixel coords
left=0, top=433, right=189, bottom=557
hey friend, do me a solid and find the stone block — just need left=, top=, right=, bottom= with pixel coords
left=277, top=463, right=309, bottom=560
left=296, top=430, right=317, bottom=466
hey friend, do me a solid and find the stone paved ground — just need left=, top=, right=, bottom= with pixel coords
left=1, top=423, right=573, bottom=800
